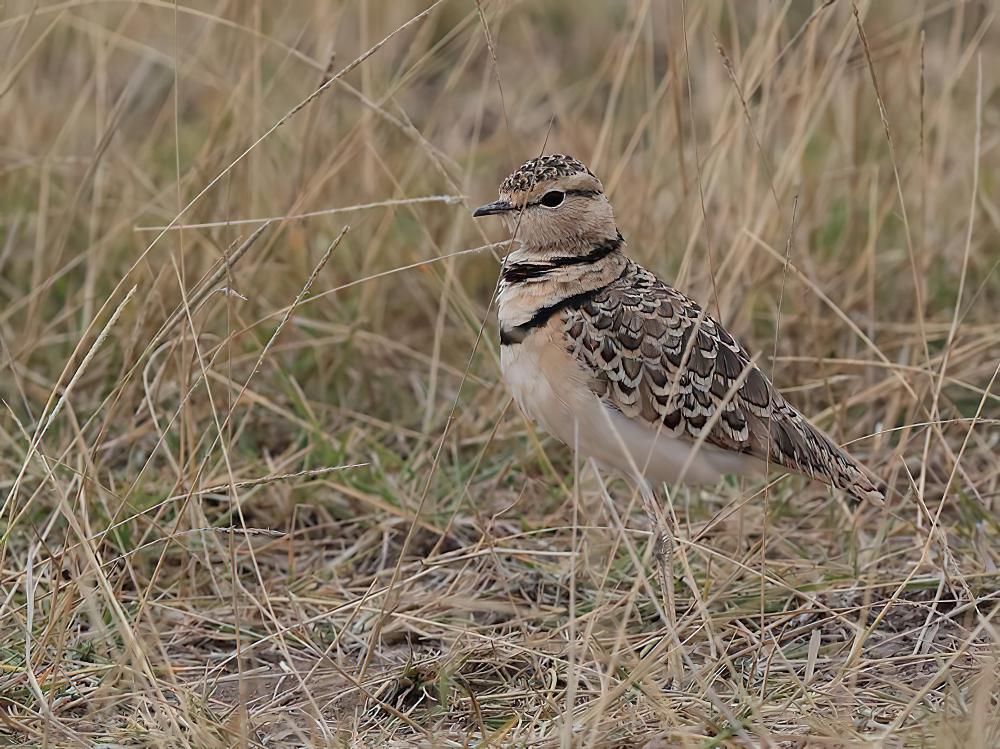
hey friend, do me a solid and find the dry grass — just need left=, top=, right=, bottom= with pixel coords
left=1, top=1, right=999, bottom=746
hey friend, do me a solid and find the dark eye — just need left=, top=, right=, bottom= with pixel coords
left=540, top=190, right=564, bottom=208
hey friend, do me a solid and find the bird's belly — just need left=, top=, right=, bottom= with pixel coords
left=500, top=334, right=753, bottom=486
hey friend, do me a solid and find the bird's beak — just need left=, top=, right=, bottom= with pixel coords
left=472, top=199, right=514, bottom=217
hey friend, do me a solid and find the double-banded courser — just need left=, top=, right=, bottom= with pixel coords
left=472, top=155, right=885, bottom=556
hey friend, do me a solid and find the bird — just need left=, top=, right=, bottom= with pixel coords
left=471, top=154, right=886, bottom=555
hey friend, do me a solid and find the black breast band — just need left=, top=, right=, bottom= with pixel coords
left=500, top=234, right=623, bottom=285
left=499, top=259, right=628, bottom=346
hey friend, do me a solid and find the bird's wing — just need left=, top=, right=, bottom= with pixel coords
left=562, top=261, right=885, bottom=503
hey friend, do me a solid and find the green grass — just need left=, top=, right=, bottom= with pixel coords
left=1, top=0, right=999, bottom=746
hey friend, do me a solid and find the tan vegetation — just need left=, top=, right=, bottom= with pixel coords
left=1, top=1, right=998, bottom=745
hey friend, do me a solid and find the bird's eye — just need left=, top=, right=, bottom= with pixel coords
left=540, top=190, right=564, bottom=208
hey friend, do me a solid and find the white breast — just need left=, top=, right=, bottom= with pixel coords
left=500, top=329, right=589, bottom=445
left=500, top=322, right=757, bottom=486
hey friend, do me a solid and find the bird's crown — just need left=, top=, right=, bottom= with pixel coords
left=500, top=154, right=596, bottom=194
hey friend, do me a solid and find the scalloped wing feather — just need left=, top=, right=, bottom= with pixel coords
left=562, top=262, right=885, bottom=504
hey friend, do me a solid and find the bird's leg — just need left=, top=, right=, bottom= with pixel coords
left=637, top=478, right=686, bottom=684
left=637, top=479, right=675, bottom=619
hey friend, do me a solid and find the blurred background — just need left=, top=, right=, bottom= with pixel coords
left=1, top=1, right=998, bottom=745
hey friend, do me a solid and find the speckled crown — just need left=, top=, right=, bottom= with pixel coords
left=500, top=154, right=595, bottom=194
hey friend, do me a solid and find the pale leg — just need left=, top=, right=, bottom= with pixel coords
left=636, top=477, right=675, bottom=619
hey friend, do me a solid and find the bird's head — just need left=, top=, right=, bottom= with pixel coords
left=473, top=154, right=618, bottom=251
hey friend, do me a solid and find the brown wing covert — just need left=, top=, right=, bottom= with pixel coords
left=562, top=262, right=885, bottom=503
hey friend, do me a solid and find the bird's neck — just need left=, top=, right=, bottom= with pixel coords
left=497, top=232, right=628, bottom=329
